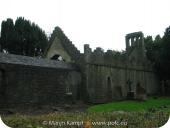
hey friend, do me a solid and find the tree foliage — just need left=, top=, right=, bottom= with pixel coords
left=158, top=27, right=170, bottom=80
left=145, top=27, right=170, bottom=80
left=0, top=17, right=48, bottom=57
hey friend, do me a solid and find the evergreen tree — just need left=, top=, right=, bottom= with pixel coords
left=144, top=27, right=170, bottom=80
left=144, top=36, right=154, bottom=61
left=0, top=17, right=48, bottom=57
left=158, top=26, right=170, bottom=80
left=0, top=18, right=15, bottom=52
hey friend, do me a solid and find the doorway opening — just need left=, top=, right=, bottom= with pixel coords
left=107, top=77, right=112, bottom=100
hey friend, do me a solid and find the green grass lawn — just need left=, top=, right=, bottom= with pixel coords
left=88, top=97, right=170, bottom=112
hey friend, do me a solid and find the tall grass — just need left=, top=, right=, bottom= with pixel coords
left=2, top=111, right=169, bottom=128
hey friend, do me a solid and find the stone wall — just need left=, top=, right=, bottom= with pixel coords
left=0, top=53, right=81, bottom=107
left=83, top=32, right=159, bottom=103
left=0, top=30, right=160, bottom=106
left=84, top=64, right=159, bottom=103
left=85, top=64, right=127, bottom=103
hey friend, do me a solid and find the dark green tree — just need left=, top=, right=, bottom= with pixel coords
left=144, top=35, right=162, bottom=62
left=157, top=26, right=170, bottom=80
left=145, top=27, right=170, bottom=80
left=0, top=17, right=48, bottom=57
left=144, top=35, right=154, bottom=61
left=0, top=18, right=15, bottom=53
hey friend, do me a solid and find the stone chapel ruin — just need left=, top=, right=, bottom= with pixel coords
left=0, top=27, right=159, bottom=107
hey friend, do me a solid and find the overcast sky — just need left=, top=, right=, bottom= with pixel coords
left=0, top=0, right=170, bottom=52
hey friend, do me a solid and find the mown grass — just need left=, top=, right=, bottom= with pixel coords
left=88, top=97, right=170, bottom=112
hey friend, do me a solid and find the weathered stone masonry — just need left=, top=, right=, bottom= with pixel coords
left=0, top=27, right=160, bottom=106
left=44, top=28, right=159, bottom=103
left=83, top=32, right=159, bottom=103
left=0, top=53, right=81, bottom=107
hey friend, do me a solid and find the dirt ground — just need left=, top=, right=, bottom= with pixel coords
left=0, top=101, right=90, bottom=115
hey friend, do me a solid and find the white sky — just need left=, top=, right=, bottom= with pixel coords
left=0, top=0, right=170, bottom=52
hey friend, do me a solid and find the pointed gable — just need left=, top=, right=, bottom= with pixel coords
left=44, top=27, right=81, bottom=62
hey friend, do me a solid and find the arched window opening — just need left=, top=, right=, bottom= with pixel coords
left=129, top=38, right=131, bottom=46
left=50, top=54, right=65, bottom=61
left=134, top=37, right=136, bottom=42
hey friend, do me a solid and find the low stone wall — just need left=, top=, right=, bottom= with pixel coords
left=0, top=53, right=81, bottom=108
